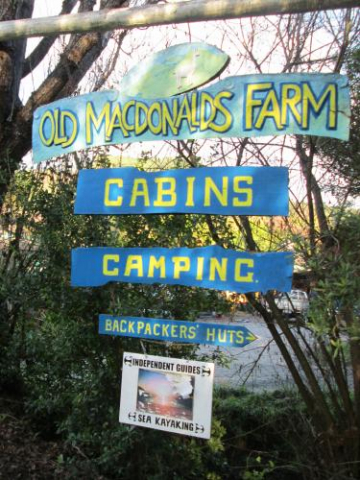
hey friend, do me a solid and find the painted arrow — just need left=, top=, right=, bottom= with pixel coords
left=201, top=366, right=211, bottom=377
left=246, top=332, right=258, bottom=342
left=124, top=356, right=133, bottom=366
left=195, top=424, right=205, bottom=434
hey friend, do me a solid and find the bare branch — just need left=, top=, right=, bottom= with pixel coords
left=22, top=0, right=78, bottom=79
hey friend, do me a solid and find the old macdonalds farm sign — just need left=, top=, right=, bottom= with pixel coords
left=33, top=72, right=350, bottom=162
left=75, top=166, right=288, bottom=216
left=71, top=246, right=293, bottom=292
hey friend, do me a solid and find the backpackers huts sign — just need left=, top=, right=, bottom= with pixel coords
left=33, top=72, right=350, bottom=163
left=100, top=315, right=258, bottom=348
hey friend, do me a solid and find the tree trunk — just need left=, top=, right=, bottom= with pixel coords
left=0, top=0, right=130, bottom=212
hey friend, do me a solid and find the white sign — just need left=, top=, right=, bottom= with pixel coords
left=119, top=352, right=214, bottom=439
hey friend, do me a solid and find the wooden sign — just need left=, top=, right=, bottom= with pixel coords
left=33, top=73, right=349, bottom=163
left=74, top=166, right=289, bottom=216
left=71, top=245, right=293, bottom=293
left=99, top=315, right=258, bottom=348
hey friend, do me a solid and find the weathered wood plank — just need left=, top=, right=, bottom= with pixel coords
left=0, top=0, right=358, bottom=41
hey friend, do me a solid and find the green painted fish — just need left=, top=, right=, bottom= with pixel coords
left=119, top=42, right=229, bottom=98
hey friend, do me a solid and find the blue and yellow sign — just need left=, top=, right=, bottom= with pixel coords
left=71, top=245, right=293, bottom=292
left=33, top=73, right=349, bottom=163
left=74, top=166, right=289, bottom=216
left=99, top=315, right=258, bottom=348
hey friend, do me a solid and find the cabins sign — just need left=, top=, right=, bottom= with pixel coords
left=75, top=166, right=289, bottom=216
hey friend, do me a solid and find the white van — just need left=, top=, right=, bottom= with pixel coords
left=275, top=290, right=309, bottom=316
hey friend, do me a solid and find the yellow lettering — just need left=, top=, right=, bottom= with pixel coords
left=162, top=101, right=178, bottom=135
left=179, top=325, right=187, bottom=338
left=206, top=328, right=216, bottom=341
left=61, top=110, right=78, bottom=148
left=188, top=326, right=196, bottom=339
left=86, top=102, right=110, bottom=144
left=255, top=89, right=282, bottom=130
left=40, top=109, right=78, bottom=148
left=154, top=177, right=176, bottom=207
left=135, top=102, right=148, bottom=135
left=303, top=83, right=337, bottom=129
left=218, top=330, right=227, bottom=343
left=209, top=91, right=233, bottom=133
left=281, top=84, right=302, bottom=126
left=124, top=255, right=143, bottom=277
left=233, top=176, right=253, bottom=207
left=172, top=256, right=190, bottom=279
left=103, top=254, right=120, bottom=276
left=148, top=256, right=166, bottom=278
left=122, top=100, right=135, bottom=131
left=54, top=109, right=67, bottom=145
left=185, top=177, right=195, bottom=207
left=106, top=103, right=129, bottom=140
left=120, top=320, right=127, bottom=333
left=227, top=330, right=235, bottom=343
left=209, top=258, right=228, bottom=281
left=196, top=257, right=204, bottom=281
left=234, top=259, right=254, bottom=282
left=148, top=102, right=162, bottom=135
left=204, top=177, right=228, bottom=206
left=191, top=92, right=200, bottom=127
left=105, top=319, right=112, bottom=331
left=200, top=92, right=216, bottom=131
left=39, top=110, right=55, bottom=146
left=236, top=330, right=244, bottom=344
left=130, top=179, right=150, bottom=207
left=104, top=178, right=123, bottom=207
left=245, top=83, right=271, bottom=130
left=175, top=96, right=196, bottom=132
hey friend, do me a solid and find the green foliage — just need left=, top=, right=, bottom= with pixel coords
left=308, top=210, right=360, bottom=338
left=1, top=149, right=359, bottom=479
left=317, top=48, right=360, bottom=197
left=243, top=457, right=276, bottom=480
left=213, top=388, right=307, bottom=479
left=0, top=156, right=234, bottom=478
left=0, top=155, right=322, bottom=480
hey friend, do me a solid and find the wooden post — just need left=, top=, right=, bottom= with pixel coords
left=0, top=0, right=358, bottom=41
